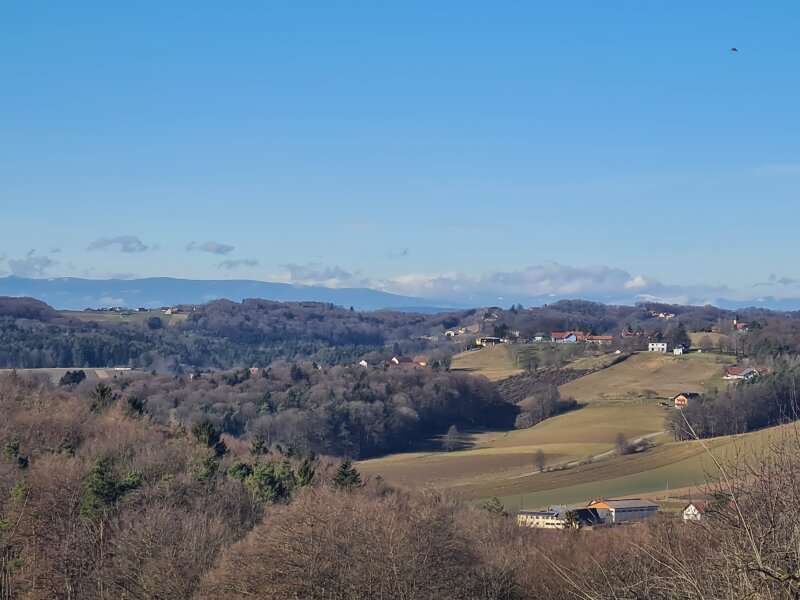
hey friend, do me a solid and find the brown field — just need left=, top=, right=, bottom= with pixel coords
left=560, top=351, right=734, bottom=402
left=450, top=346, right=522, bottom=381
left=359, top=351, right=737, bottom=506
left=0, top=367, right=146, bottom=385
left=689, top=331, right=730, bottom=346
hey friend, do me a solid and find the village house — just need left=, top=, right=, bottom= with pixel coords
left=551, top=331, right=587, bottom=344
left=733, top=319, right=750, bottom=332
left=724, top=366, right=768, bottom=381
left=586, top=499, right=659, bottom=524
left=358, top=359, right=369, bottom=368
left=586, top=335, right=614, bottom=345
left=672, top=391, right=701, bottom=409
left=648, top=342, right=668, bottom=353
left=682, top=502, right=708, bottom=522
left=673, top=345, right=688, bottom=355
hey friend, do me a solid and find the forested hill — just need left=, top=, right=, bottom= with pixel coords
left=0, top=297, right=473, bottom=370
left=3, top=296, right=800, bottom=370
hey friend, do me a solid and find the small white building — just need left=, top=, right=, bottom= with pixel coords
left=682, top=502, right=707, bottom=522
left=648, top=342, right=668, bottom=353
left=673, top=345, right=687, bottom=355
left=517, top=509, right=566, bottom=529
left=358, top=359, right=369, bottom=368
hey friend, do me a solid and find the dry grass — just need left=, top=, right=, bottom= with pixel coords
left=560, top=351, right=733, bottom=402
left=0, top=368, right=147, bottom=384
left=360, top=351, right=739, bottom=506
left=449, top=346, right=522, bottom=381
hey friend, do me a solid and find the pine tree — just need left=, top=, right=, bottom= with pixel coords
left=480, top=497, right=506, bottom=516
left=297, top=456, right=317, bottom=487
left=333, top=460, right=362, bottom=489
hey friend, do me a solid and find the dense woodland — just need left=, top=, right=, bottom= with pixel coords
left=0, top=298, right=472, bottom=370
left=107, top=363, right=514, bottom=458
left=3, top=373, right=800, bottom=599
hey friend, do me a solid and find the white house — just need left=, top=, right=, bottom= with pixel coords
left=682, top=502, right=707, bottom=522
left=358, top=359, right=369, bottom=368
left=648, top=342, right=668, bottom=353
left=673, top=345, right=687, bottom=355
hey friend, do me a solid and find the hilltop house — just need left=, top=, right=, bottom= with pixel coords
left=587, top=335, right=614, bottom=345
left=551, top=331, right=587, bottom=344
left=648, top=342, right=668, bottom=353
left=672, top=392, right=701, bottom=409
left=586, top=499, right=659, bottom=524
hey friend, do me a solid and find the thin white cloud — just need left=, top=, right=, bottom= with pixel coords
left=218, top=258, right=259, bottom=270
left=7, top=251, right=58, bottom=277
left=187, top=240, right=235, bottom=255
left=282, top=262, right=371, bottom=288
left=88, top=235, right=150, bottom=253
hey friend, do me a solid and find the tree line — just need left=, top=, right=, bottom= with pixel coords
left=107, top=362, right=515, bottom=459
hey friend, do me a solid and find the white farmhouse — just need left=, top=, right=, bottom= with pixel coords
left=648, top=342, right=668, bottom=353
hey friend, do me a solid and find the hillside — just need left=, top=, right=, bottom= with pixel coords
left=358, top=352, right=735, bottom=503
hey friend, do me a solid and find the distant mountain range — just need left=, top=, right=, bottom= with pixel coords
left=2, top=275, right=800, bottom=313
left=0, top=276, right=460, bottom=313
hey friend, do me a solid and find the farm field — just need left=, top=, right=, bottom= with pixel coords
left=560, top=351, right=734, bottom=402
left=689, top=331, right=729, bottom=347
left=450, top=345, right=522, bottom=381
left=359, top=351, right=737, bottom=506
left=59, top=309, right=188, bottom=326
left=491, top=422, right=787, bottom=510
left=0, top=367, right=146, bottom=384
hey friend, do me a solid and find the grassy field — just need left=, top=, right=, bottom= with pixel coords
left=359, top=352, right=737, bottom=505
left=60, top=310, right=188, bottom=326
left=450, top=346, right=522, bottom=381
left=689, top=331, right=730, bottom=346
left=0, top=367, right=146, bottom=384
left=560, top=351, right=733, bottom=402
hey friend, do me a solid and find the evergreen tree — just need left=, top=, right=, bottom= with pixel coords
left=333, top=460, right=362, bottom=489
left=480, top=497, right=507, bottom=516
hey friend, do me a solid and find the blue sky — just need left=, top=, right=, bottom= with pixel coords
left=2, top=1, right=800, bottom=304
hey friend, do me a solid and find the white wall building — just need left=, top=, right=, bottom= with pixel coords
left=648, top=342, right=668, bottom=353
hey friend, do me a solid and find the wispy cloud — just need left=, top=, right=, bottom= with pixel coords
left=282, top=262, right=371, bottom=288
left=754, top=273, right=799, bottom=287
left=7, top=249, right=58, bottom=277
left=218, top=258, right=259, bottom=270
left=187, top=240, right=235, bottom=255
left=88, top=235, right=150, bottom=253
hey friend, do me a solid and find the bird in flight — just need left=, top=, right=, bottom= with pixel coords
left=730, top=47, right=739, bottom=52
